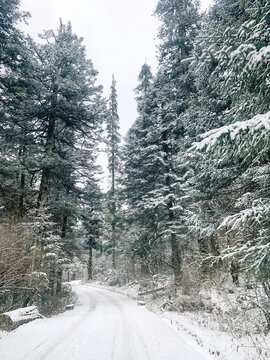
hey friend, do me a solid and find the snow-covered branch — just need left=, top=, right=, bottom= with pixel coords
left=192, top=111, right=270, bottom=153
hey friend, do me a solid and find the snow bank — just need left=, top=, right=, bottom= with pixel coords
left=162, top=311, right=270, bottom=360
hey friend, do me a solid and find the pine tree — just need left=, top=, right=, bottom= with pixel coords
left=34, top=22, right=103, bottom=210
left=20, top=21, right=107, bottom=291
left=151, top=0, right=200, bottom=284
left=187, top=0, right=270, bottom=285
left=106, top=75, right=121, bottom=269
left=81, top=175, right=103, bottom=281
left=0, top=1, right=37, bottom=219
left=123, top=64, right=164, bottom=277
left=0, top=0, right=28, bottom=69
left=136, top=63, right=153, bottom=104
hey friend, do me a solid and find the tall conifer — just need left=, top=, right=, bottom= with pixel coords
left=106, top=75, right=121, bottom=269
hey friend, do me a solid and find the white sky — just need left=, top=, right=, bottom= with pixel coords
left=20, top=0, right=213, bottom=137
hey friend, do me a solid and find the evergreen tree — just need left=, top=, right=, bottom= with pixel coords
left=0, top=1, right=37, bottom=219
left=11, top=21, right=107, bottom=295
left=123, top=64, right=164, bottom=277
left=186, top=0, right=270, bottom=285
left=81, top=176, right=103, bottom=281
left=34, top=22, right=104, bottom=209
left=0, top=0, right=28, bottom=69
left=106, top=75, right=121, bottom=269
left=151, top=0, right=200, bottom=284
left=136, top=63, right=153, bottom=104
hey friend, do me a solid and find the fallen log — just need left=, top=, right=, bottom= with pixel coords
left=0, top=306, right=42, bottom=331
left=137, top=300, right=146, bottom=306
left=138, top=287, right=165, bottom=296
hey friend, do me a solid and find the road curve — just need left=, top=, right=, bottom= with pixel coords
left=0, top=282, right=208, bottom=360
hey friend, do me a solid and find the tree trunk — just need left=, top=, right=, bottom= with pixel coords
left=49, top=268, right=56, bottom=296
left=88, top=246, right=93, bottom=281
left=161, top=118, right=182, bottom=286
left=140, top=249, right=150, bottom=278
left=168, top=194, right=182, bottom=285
left=31, top=112, right=56, bottom=276
left=140, top=261, right=150, bottom=278
left=61, top=215, right=68, bottom=239
left=19, top=172, right=25, bottom=217
left=56, top=269, right=62, bottom=294
left=112, top=218, right=116, bottom=269
left=230, top=261, right=240, bottom=285
left=170, top=231, right=182, bottom=285
left=37, top=117, right=56, bottom=210
left=198, top=237, right=211, bottom=278
left=54, top=215, right=68, bottom=294
left=111, top=161, right=117, bottom=269
left=18, top=142, right=26, bottom=218
left=210, top=235, right=220, bottom=256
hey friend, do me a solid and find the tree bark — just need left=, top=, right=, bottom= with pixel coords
left=61, top=215, right=68, bottom=239
left=111, top=151, right=117, bottom=269
left=230, top=261, right=240, bottom=285
left=32, top=83, right=57, bottom=275
left=56, top=269, right=62, bottom=294
left=37, top=116, right=56, bottom=210
left=169, top=209, right=182, bottom=285
left=18, top=143, right=26, bottom=218
left=162, top=122, right=182, bottom=285
left=55, top=215, right=68, bottom=294
left=112, top=217, right=116, bottom=269
left=88, top=245, right=93, bottom=281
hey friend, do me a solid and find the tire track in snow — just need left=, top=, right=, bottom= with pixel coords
left=18, top=287, right=97, bottom=360
left=1, top=283, right=209, bottom=360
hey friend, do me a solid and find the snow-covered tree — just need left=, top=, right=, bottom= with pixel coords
left=106, top=75, right=121, bottom=269
left=151, top=0, right=200, bottom=284
left=193, top=112, right=270, bottom=283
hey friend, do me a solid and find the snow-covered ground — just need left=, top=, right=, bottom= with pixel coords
left=93, top=282, right=270, bottom=360
left=0, top=281, right=210, bottom=360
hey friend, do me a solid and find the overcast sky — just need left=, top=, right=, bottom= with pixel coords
left=20, top=0, right=213, bottom=137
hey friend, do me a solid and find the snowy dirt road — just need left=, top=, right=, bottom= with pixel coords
left=0, top=283, right=209, bottom=360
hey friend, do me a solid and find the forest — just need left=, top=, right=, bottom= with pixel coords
left=0, top=0, right=270, bottom=344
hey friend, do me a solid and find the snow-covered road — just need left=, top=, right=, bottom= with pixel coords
left=0, top=283, right=209, bottom=360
